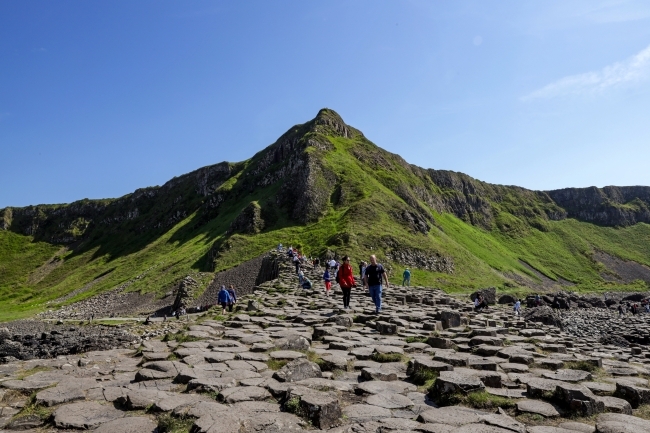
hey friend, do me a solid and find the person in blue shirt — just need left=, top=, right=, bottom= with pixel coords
left=402, top=268, right=411, bottom=286
left=217, top=285, right=232, bottom=315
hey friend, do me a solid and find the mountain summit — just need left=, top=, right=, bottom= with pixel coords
left=1, top=109, right=650, bottom=320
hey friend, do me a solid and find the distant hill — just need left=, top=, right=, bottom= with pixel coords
left=2, top=108, right=650, bottom=321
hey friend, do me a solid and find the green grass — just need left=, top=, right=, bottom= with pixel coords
left=15, top=366, right=51, bottom=380
left=266, top=359, right=288, bottom=370
left=371, top=353, right=405, bottom=363
left=405, top=336, right=428, bottom=344
left=411, top=369, right=439, bottom=386
left=433, top=390, right=518, bottom=409
left=2, top=109, right=650, bottom=321
left=157, top=414, right=194, bottom=433
left=564, top=361, right=600, bottom=373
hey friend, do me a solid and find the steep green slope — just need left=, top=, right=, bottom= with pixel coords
left=1, top=108, right=650, bottom=321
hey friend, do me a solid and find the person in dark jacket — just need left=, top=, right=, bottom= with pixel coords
left=338, top=255, right=357, bottom=309
left=217, top=285, right=231, bottom=315
left=227, top=285, right=237, bottom=313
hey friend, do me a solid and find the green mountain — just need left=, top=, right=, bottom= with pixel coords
left=2, top=109, right=650, bottom=321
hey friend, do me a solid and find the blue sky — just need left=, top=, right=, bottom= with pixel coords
left=2, top=1, right=650, bottom=208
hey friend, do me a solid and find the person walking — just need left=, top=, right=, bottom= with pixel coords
left=402, top=268, right=411, bottom=286
left=293, top=254, right=300, bottom=274
left=338, top=255, right=356, bottom=309
left=323, top=268, right=332, bottom=297
left=217, top=285, right=232, bottom=315
left=227, top=285, right=237, bottom=313
left=364, top=255, right=388, bottom=314
left=514, top=300, right=521, bottom=316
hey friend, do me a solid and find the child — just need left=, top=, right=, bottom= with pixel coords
left=323, top=269, right=332, bottom=296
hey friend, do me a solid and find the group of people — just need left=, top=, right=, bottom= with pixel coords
left=217, top=284, right=238, bottom=315
left=319, top=254, right=389, bottom=313
left=618, top=301, right=650, bottom=316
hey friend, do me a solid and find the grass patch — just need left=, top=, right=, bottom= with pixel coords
left=14, top=393, right=53, bottom=422
left=161, top=333, right=202, bottom=343
left=284, top=396, right=302, bottom=415
left=371, top=353, right=404, bottom=363
left=411, top=369, right=439, bottom=386
left=433, top=390, right=518, bottom=409
left=405, top=336, right=428, bottom=344
left=266, top=359, right=288, bottom=370
left=634, top=404, right=650, bottom=420
left=15, top=366, right=51, bottom=380
left=564, top=361, right=599, bottom=373
left=157, top=414, right=194, bottom=433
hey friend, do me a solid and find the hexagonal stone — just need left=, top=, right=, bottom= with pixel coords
left=582, top=381, right=616, bottom=396
left=219, top=386, right=271, bottom=403
left=541, top=369, right=592, bottom=383
left=361, top=367, right=397, bottom=382
left=596, top=413, right=650, bottom=433
left=431, top=371, right=485, bottom=395
left=593, top=395, right=632, bottom=414
left=272, top=358, right=322, bottom=383
left=366, top=392, right=413, bottom=409
left=93, top=416, right=158, bottom=433
left=557, top=421, right=595, bottom=433
left=356, top=380, right=416, bottom=395
left=269, top=350, right=306, bottom=361
left=342, top=404, right=392, bottom=422
left=516, top=399, right=560, bottom=417
left=53, top=401, right=124, bottom=429
left=417, top=406, right=484, bottom=426
left=615, top=381, right=650, bottom=408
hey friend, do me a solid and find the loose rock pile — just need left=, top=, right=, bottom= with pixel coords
left=2, top=252, right=650, bottom=432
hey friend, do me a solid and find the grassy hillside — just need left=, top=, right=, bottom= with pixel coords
left=1, top=109, right=650, bottom=321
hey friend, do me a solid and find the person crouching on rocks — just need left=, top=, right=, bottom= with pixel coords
left=227, top=285, right=237, bottom=313
left=338, top=255, right=357, bottom=310
left=323, top=268, right=332, bottom=297
left=218, top=285, right=232, bottom=315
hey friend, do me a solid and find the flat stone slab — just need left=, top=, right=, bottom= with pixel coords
left=583, top=381, right=616, bottom=395
left=596, top=413, right=650, bottom=433
left=517, top=399, right=561, bottom=417
left=93, top=416, right=158, bottom=433
left=342, top=403, right=392, bottom=422
left=417, top=406, right=485, bottom=426
left=356, top=380, right=416, bottom=395
left=53, top=401, right=124, bottom=429
left=269, top=350, right=306, bottom=360
left=366, top=391, right=414, bottom=409
left=541, top=369, right=592, bottom=383
left=557, top=422, right=595, bottom=433
left=219, top=386, right=271, bottom=403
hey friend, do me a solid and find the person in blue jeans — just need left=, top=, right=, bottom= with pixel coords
left=363, top=254, right=389, bottom=314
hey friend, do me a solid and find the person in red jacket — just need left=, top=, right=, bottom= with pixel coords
left=337, top=255, right=357, bottom=309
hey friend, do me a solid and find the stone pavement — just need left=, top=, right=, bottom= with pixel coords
left=2, top=252, right=650, bottom=432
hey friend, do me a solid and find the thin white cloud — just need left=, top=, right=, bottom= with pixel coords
left=523, top=44, right=650, bottom=101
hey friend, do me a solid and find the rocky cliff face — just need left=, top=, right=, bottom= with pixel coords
left=2, top=108, right=650, bottom=251
left=548, top=186, right=650, bottom=226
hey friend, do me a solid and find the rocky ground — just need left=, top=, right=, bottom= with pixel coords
left=2, top=253, right=650, bottom=432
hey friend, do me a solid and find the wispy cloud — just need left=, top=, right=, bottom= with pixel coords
left=523, top=44, right=650, bottom=101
